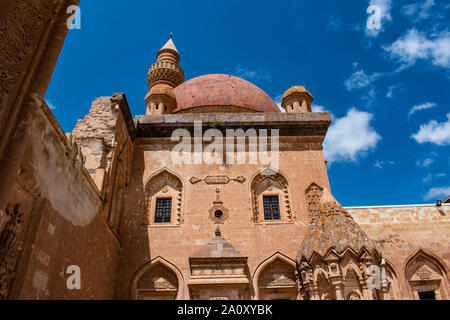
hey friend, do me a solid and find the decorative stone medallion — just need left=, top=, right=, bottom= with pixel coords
left=209, top=189, right=229, bottom=224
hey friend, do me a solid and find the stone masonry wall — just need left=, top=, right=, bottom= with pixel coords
left=347, top=204, right=450, bottom=299
left=2, top=103, right=119, bottom=299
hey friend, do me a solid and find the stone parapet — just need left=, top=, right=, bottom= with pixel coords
left=135, top=112, right=332, bottom=139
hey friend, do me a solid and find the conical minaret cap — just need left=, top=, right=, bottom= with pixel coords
left=157, top=36, right=180, bottom=63
left=159, top=37, right=179, bottom=54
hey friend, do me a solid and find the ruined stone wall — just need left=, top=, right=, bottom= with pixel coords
left=0, top=0, right=79, bottom=205
left=347, top=204, right=450, bottom=299
left=1, top=102, right=120, bottom=299
left=71, top=94, right=135, bottom=235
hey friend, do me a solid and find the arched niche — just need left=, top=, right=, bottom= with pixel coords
left=250, top=168, right=292, bottom=223
left=343, top=268, right=363, bottom=300
left=382, top=260, right=400, bottom=300
left=315, top=271, right=336, bottom=300
left=252, top=252, right=298, bottom=300
left=109, top=167, right=126, bottom=231
left=405, top=249, right=449, bottom=300
left=143, top=168, right=184, bottom=226
left=131, top=257, right=185, bottom=300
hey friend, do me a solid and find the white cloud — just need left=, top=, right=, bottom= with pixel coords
left=312, top=104, right=330, bottom=113
left=412, top=113, right=450, bottom=146
left=416, top=158, right=435, bottom=167
left=424, top=186, right=450, bottom=201
left=45, top=100, right=57, bottom=110
left=366, top=0, right=393, bottom=38
left=374, top=160, right=395, bottom=169
left=386, top=84, right=403, bottom=98
left=423, top=172, right=446, bottom=183
left=345, top=69, right=382, bottom=106
left=384, top=29, right=450, bottom=70
left=324, top=108, right=381, bottom=164
left=345, top=70, right=381, bottom=91
left=234, top=65, right=271, bottom=81
left=408, top=102, right=437, bottom=117
left=402, top=0, right=435, bottom=21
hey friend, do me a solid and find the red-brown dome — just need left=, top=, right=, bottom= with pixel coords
left=172, top=74, right=280, bottom=113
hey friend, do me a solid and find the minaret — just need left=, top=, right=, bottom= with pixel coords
left=281, top=86, right=313, bottom=113
left=145, top=35, right=184, bottom=115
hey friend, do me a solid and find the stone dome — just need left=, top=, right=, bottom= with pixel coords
left=282, top=86, right=313, bottom=99
left=172, top=74, right=280, bottom=113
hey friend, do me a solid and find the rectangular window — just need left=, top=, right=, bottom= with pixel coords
left=263, top=196, right=281, bottom=221
left=155, top=198, right=172, bottom=223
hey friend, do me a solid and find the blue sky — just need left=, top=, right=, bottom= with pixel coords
left=46, top=0, right=450, bottom=206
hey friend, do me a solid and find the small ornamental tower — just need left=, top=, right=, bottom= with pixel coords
left=145, top=85, right=177, bottom=115
left=281, top=86, right=313, bottom=113
left=297, top=189, right=386, bottom=300
left=145, top=35, right=184, bottom=115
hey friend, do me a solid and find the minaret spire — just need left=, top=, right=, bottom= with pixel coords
left=145, top=36, right=184, bottom=115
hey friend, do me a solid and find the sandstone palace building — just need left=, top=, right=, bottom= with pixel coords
left=0, top=1, right=449, bottom=300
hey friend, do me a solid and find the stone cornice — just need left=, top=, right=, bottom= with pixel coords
left=135, top=112, right=332, bottom=140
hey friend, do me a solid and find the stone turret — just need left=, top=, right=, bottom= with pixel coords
left=145, top=36, right=184, bottom=115
left=297, top=189, right=386, bottom=300
left=281, top=86, right=313, bottom=113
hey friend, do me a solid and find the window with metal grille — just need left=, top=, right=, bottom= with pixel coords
left=263, top=196, right=281, bottom=221
left=155, top=198, right=172, bottom=223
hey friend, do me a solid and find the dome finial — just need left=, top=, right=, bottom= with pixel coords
left=170, top=32, right=173, bottom=39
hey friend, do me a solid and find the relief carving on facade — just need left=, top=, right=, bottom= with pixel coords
left=259, top=261, right=297, bottom=288
left=251, top=171, right=292, bottom=223
left=189, top=175, right=246, bottom=185
left=0, top=0, right=54, bottom=94
left=0, top=204, right=24, bottom=300
left=208, top=189, right=229, bottom=224
left=137, top=264, right=179, bottom=291
left=305, top=183, right=323, bottom=222
left=143, top=170, right=183, bottom=226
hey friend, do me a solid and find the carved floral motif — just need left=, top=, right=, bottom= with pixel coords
left=0, top=204, right=24, bottom=300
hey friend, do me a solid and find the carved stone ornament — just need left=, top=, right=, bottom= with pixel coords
left=208, top=189, right=229, bottom=224
left=189, top=175, right=246, bottom=185
left=0, top=204, right=24, bottom=300
left=251, top=172, right=292, bottom=223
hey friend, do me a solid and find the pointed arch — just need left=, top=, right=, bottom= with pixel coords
left=316, top=271, right=335, bottom=300
left=143, top=168, right=184, bottom=226
left=404, top=249, right=449, bottom=275
left=250, top=167, right=293, bottom=223
left=341, top=248, right=364, bottom=281
left=144, top=167, right=185, bottom=192
left=252, top=252, right=297, bottom=300
left=383, top=259, right=400, bottom=300
left=130, top=256, right=185, bottom=300
left=404, top=249, right=449, bottom=300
